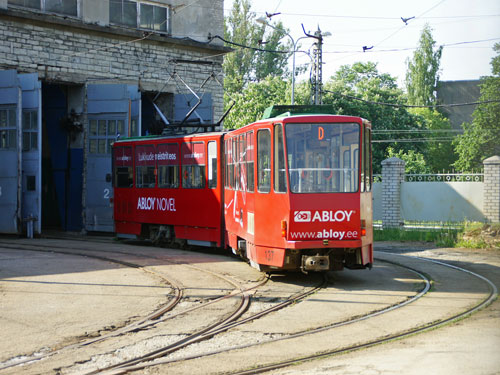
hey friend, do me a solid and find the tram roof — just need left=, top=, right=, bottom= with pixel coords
left=114, top=131, right=226, bottom=143
left=261, top=105, right=367, bottom=121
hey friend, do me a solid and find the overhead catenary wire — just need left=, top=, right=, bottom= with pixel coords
left=373, top=0, right=447, bottom=48
left=372, top=137, right=457, bottom=143
left=323, top=90, right=500, bottom=109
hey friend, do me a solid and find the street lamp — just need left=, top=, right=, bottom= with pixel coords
left=256, top=18, right=331, bottom=105
left=256, top=16, right=302, bottom=105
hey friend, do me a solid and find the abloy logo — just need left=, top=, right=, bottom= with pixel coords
left=294, top=211, right=311, bottom=222
left=293, top=210, right=355, bottom=223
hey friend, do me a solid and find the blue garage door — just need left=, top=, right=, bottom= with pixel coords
left=0, top=70, right=22, bottom=234
left=19, top=73, right=42, bottom=235
left=85, top=84, right=140, bottom=232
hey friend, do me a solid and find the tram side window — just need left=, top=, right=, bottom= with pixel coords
left=226, top=139, right=234, bottom=189
left=246, top=131, right=254, bottom=192
left=113, top=146, right=133, bottom=188
left=182, top=142, right=205, bottom=189
left=232, top=137, right=239, bottom=190
left=157, top=143, right=179, bottom=188
left=238, top=134, right=246, bottom=191
left=274, top=124, right=287, bottom=193
left=224, top=139, right=230, bottom=188
left=208, top=141, right=217, bottom=189
left=135, top=145, right=156, bottom=188
left=257, top=129, right=271, bottom=193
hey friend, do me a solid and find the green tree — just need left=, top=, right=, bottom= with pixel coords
left=296, top=62, right=423, bottom=173
left=405, top=24, right=443, bottom=106
left=387, top=147, right=430, bottom=174
left=409, top=108, right=457, bottom=171
left=223, top=76, right=289, bottom=129
left=223, top=0, right=290, bottom=95
left=453, top=43, right=500, bottom=171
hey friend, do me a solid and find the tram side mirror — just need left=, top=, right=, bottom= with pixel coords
left=105, top=173, right=112, bottom=183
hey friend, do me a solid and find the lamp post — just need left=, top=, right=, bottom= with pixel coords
left=256, top=18, right=331, bottom=105
left=256, top=17, right=301, bottom=105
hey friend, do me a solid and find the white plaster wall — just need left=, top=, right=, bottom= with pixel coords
left=400, top=182, right=485, bottom=222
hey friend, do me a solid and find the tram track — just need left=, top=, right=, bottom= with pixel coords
left=2, top=241, right=495, bottom=375
left=0, top=240, right=182, bottom=370
left=217, top=253, right=498, bottom=375
left=0, top=240, right=267, bottom=373
left=79, top=274, right=328, bottom=375
left=97, top=252, right=497, bottom=375
left=88, top=257, right=427, bottom=374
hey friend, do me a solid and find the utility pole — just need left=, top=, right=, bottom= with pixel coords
left=311, top=26, right=328, bottom=105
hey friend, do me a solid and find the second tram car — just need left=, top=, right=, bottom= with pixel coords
left=112, top=106, right=373, bottom=272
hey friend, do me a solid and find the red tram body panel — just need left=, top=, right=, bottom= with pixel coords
left=113, top=132, right=225, bottom=247
left=112, top=108, right=373, bottom=273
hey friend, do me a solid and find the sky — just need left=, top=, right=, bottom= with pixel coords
left=225, top=0, right=500, bottom=85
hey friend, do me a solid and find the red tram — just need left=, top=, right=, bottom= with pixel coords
left=112, top=106, right=373, bottom=272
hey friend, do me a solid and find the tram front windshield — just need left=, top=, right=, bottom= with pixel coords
left=285, top=123, right=360, bottom=193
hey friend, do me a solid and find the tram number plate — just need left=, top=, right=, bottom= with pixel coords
left=264, top=249, right=274, bottom=262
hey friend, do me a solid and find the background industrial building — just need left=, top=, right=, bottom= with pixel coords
left=0, top=0, right=229, bottom=235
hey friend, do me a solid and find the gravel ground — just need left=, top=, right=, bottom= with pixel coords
left=268, top=243, right=500, bottom=375
left=1, top=239, right=498, bottom=375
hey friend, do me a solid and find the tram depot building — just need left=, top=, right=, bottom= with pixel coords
left=0, top=0, right=228, bottom=235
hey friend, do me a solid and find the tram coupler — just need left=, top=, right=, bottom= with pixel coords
left=301, top=255, right=330, bottom=272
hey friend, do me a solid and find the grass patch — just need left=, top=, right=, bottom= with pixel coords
left=375, top=222, right=500, bottom=249
left=374, top=227, right=459, bottom=244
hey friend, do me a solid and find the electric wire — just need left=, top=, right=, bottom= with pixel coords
left=323, top=90, right=500, bottom=109
left=373, top=0, right=447, bottom=48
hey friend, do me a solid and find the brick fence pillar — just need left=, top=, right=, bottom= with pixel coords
left=483, top=155, right=500, bottom=223
left=381, top=157, right=405, bottom=228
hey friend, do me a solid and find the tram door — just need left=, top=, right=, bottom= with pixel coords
left=0, top=70, right=22, bottom=233
left=340, top=144, right=359, bottom=192
left=85, top=84, right=140, bottom=232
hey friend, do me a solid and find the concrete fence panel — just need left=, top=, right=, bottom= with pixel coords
left=400, top=182, right=485, bottom=222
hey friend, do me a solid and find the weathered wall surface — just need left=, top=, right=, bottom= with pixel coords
left=400, top=182, right=485, bottom=222
left=0, top=2, right=227, bottom=119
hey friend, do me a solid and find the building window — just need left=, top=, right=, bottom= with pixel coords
left=89, top=118, right=125, bottom=155
left=22, top=110, right=38, bottom=151
left=110, top=0, right=137, bottom=28
left=0, top=108, right=17, bottom=150
left=110, top=0, right=170, bottom=34
left=8, top=0, right=78, bottom=17
left=8, top=0, right=41, bottom=10
left=140, top=3, right=169, bottom=32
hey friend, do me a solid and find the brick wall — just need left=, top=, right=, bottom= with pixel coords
left=484, top=156, right=500, bottom=222
left=381, top=157, right=405, bottom=228
left=0, top=7, right=226, bottom=119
